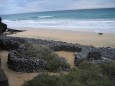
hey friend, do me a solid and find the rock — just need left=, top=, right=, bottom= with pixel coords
left=0, top=58, right=1, bottom=67
left=109, top=71, right=115, bottom=80
left=87, top=52, right=101, bottom=60
left=0, top=69, right=9, bottom=86
left=0, top=36, right=115, bottom=69
left=0, top=17, right=8, bottom=34
left=98, top=33, right=103, bottom=35
left=8, top=43, right=70, bottom=72
left=74, top=46, right=115, bottom=66
left=0, top=57, right=9, bottom=86
left=0, top=36, right=26, bottom=50
left=0, top=36, right=81, bottom=52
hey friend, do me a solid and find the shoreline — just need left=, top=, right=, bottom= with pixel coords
left=11, top=27, right=115, bottom=34
left=8, top=28, right=115, bottom=48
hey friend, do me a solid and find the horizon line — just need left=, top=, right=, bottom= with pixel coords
left=1, top=7, right=115, bottom=16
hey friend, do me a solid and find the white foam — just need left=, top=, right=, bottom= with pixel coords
left=3, top=19, right=115, bottom=33
left=38, top=16, right=54, bottom=19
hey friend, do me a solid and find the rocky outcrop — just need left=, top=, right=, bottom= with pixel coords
left=8, top=44, right=70, bottom=72
left=74, top=46, right=114, bottom=66
left=0, top=36, right=81, bottom=52
left=8, top=51, right=46, bottom=72
left=0, top=36, right=115, bottom=71
left=0, top=58, right=9, bottom=86
left=87, top=52, right=101, bottom=60
left=26, top=38, right=82, bottom=52
left=0, top=17, right=8, bottom=34
left=0, top=36, right=26, bottom=50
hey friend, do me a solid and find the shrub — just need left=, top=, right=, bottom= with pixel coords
left=14, top=43, right=69, bottom=72
left=23, top=74, right=59, bottom=86
left=99, top=61, right=115, bottom=79
left=23, top=61, right=115, bottom=86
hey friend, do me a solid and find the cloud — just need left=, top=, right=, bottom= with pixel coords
left=64, top=0, right=115, bottom=9
left=0, top=0, right=115, bottom=14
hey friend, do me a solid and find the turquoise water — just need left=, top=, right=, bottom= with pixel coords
left=1, top=8, right=115, bottom=33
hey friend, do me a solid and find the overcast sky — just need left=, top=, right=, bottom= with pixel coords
left=0, top=0, right=115, bottom=15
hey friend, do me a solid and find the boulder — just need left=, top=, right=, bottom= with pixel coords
left=0, top=69, right=9, bottom=86
left=87, top=52, right=101, bottom=60
left=8, top=43, right=70, bottom=72
left=0, top=17, right=8, bottom=34
left=0, top=57, right=9, bottom=86
left=74, top=46, right=114, bottom=66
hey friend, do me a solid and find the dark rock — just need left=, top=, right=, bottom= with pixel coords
left=0, top=36, right=115, bottom=70
left=74, top=45, right=115, bottom=66
left=0, top=57, right=9, bottom=86
left=87, top=52, right=101, bottom=60
left=109, top=71, right=115, bottom=80
left=98, top=33, right=103, bottom=35
left=0, top=57, right=2, bottom=68
left=0, top=36, right=81, bottom=52
left=0, top=17, right=8, bottom=34
left=8, top=44, right=70, bottom=72
left=0, top=69, right=9, bottom=86
left=0, top=36, right=26, bottom=50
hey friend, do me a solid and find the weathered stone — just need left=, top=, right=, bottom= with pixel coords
left=0, top=17, right=8, bottom=34
left=87, top=52, right=101, bottom=60
left=0, top=36, right=115, bottom=71
left=98, top=33, right=103, bottom=35
left=0, top=58, right=1, bottom=67
left=74, top=46, right=114, bottom=66
left=8, top=44, right=70, bottom=72
left=0, top=69, right=9, bottom=86
left=0, top=57, right=9, bottom=86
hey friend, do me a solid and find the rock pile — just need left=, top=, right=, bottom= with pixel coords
left=0, top=36, right=81, bottom=52
left=8, top=43, right=70, bottom=72
left=87, top=52, right=101, bottom=60
left=0, top=36, right=115, bottom=71
left=0, top=36, right=26, bottom=50
left=74, top=46, right=114, bottom=65
left=0, top=58, right=9, bottom=86
left=25, top=38, right=82, bottom=52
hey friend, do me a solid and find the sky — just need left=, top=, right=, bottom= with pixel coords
left=0, top=0, right=115, bottom=15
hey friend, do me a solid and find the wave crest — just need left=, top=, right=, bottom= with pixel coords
left=3, top=19, right=115, bottom=33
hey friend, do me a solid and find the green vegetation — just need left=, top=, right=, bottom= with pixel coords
left=16, top=43, right=69, bottom=71
left=23, top=61, right=115, bottom=86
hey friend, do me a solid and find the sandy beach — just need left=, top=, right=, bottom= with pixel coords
left=1, top=28, right=115, bottom=86
left=9, top=28, right=115, bottom=48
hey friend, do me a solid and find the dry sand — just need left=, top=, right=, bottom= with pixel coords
left=55, top=51, right=75, bottom=68
left=1, top=28, right=115, bottom=86
left=9, top=28, right=115, bottom=48
left=0, top=50, right=74, bottom=86
left=0, top=50, right=38, bottom=86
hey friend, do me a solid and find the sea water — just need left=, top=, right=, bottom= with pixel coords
left=1, top=8, right=115, bottom=33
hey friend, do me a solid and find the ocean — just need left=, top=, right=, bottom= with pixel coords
left=1, top=8, right=115, bottom=33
